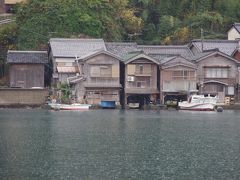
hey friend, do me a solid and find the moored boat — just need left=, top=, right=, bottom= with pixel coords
left=100, top=101, right=116, bottom=109
left=178, top=95, right=217, bottom=111
left=128, top=103, right=140, bottom=109
left=48, top=103, right=91, bottom=110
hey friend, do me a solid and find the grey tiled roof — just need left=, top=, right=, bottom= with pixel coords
left=105, top=42, right=140, bottom=57
left=190, top=50, right=219, bottom=61
left=161, top=56, right=197, bottom=67
left=148, top=54, right=175, bottom=62
left=190, top=39, right=238, bottom=56
left=159, top=56, right=176, bottom=64
left=7, top=51, right=48, bottom=64
left=50, top=38, right=106, bottom=58
left=138, top=45, right=194, bottom=59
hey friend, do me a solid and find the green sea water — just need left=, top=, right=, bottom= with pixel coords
left=0, top=109, right=240, bottom=179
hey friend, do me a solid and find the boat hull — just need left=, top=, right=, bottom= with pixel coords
left=101, top=101, right=116, bottom=109
left=48, top=103, right=91, bottom=110
left=128, top=103, right=140, bottom=109
left=178, top=102, right=216, bottom=111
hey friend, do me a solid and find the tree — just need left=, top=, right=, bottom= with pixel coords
left=0, top=23, right=18, bottom=78
left=15, top=0, right=143, bottom=49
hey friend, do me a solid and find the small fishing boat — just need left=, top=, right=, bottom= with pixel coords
left=178, top=95, right=217, bottom=111
left=128, top=103, right=140, bottom=109
left=101, top=101, right=116, bottom=109
left=48, top=103, right=91, bottom=110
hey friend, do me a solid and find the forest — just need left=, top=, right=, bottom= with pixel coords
left=0, top=0, right=240, bottom=64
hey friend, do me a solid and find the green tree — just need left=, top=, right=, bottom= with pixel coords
left=15, top=0, right=142, bottom=49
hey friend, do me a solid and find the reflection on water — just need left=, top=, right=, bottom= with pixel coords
left=0, top=109, right=240, bottom=179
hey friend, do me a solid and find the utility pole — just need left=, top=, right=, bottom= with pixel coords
left=201, top=28, right=204, bottom=52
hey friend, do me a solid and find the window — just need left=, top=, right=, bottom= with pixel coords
left=172, top=70, right=195, bottom=80
left=137, top=82, right=141, bottom=87
left=90, top=65, right=112, bottom=77
left=127, top=77, right=150, bottom=88
left=139, top=65, right=143, bottom=74
left=100, top=66, right=112, bottom=77
left=205, top=68, right=228, bottom=78
left=135, top=64, right=151, bottom=74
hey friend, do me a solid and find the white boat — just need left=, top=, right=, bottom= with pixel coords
left=178, top=95, right=217, bottom=111
left=128, top=103, right=140, bottom=109
left=48, top=103, right=91, bottom=110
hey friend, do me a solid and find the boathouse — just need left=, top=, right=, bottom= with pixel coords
left=7, top=50, right=48, bottom=88
left=122, top=51, right=160, bottom=108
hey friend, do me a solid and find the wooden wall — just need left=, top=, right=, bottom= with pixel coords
left=197, top=55, right=238, bottom=85
left=9, top=64, right=44, bottom=88
left=161, top=65, right=197, bottom=92
left=84, top=54, right=120, bottom=86
left=125, top=58, right=158, bottom=94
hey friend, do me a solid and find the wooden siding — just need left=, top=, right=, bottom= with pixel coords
left=78, top=53, right=120, bottom=104
left=197, top=54, right=238, bottom=98
left=85, top=54, right=120, bottom=86
left=9, top=64, right=44, bottom=88
left=162, top=81, right=196, bottom=92
left=233, top=51, right=240, bottom=62
left=161, top=66, right=197, bottom=92
left=125, top=62, right=158, bottom=94
left=85, top=89, right=119, bottom=105
left=197, top=55, right=238, bottom=86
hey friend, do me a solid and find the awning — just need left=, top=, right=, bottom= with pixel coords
left=57, top=66, right=78, bottom=73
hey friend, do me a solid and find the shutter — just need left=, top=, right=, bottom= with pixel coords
left=227, top=86, right=234, bottom=95
left=127, top=64, right=135, bottom=75
left=112, top=65, right=119, bottom=77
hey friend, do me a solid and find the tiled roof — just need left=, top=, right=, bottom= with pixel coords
left=122, top=52, right=160, bottom=65
left=79, top=50, right=122, bottom=61
left=50, top=38, right=106, bottom=58
left=105, top=42, right=140, bottom=57
left=7, top=51, right=48, bottom=64
left=138, top=45, right=194, bottom=59
left=161, top=56, right=197, bottom=69
left=190, top=39, right=238, bottom=56
left=159, top=56, right=176, bottom=64
left=190, top=49, right=222, bottom=61
left=122, top=51, right=143, bottom=61
left=148, top=54, right=175, bottom=62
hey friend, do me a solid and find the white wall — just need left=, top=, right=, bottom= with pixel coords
left=228, top=27, right=240, bottom=40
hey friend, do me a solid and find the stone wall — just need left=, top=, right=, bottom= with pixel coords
left=0, top=88, right=49, bottom=106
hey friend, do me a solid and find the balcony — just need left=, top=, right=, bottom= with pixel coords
left=162, top=80, right=197, bottom=92
left=125, top=88, right=159, bottom=94
left=201, top=78, right=237, bottom=86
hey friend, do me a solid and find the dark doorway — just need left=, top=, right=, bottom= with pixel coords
left=127, top=94, right=151, bottom=109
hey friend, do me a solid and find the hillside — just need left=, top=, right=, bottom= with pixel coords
left=1, top=0, right=240, bottom=50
